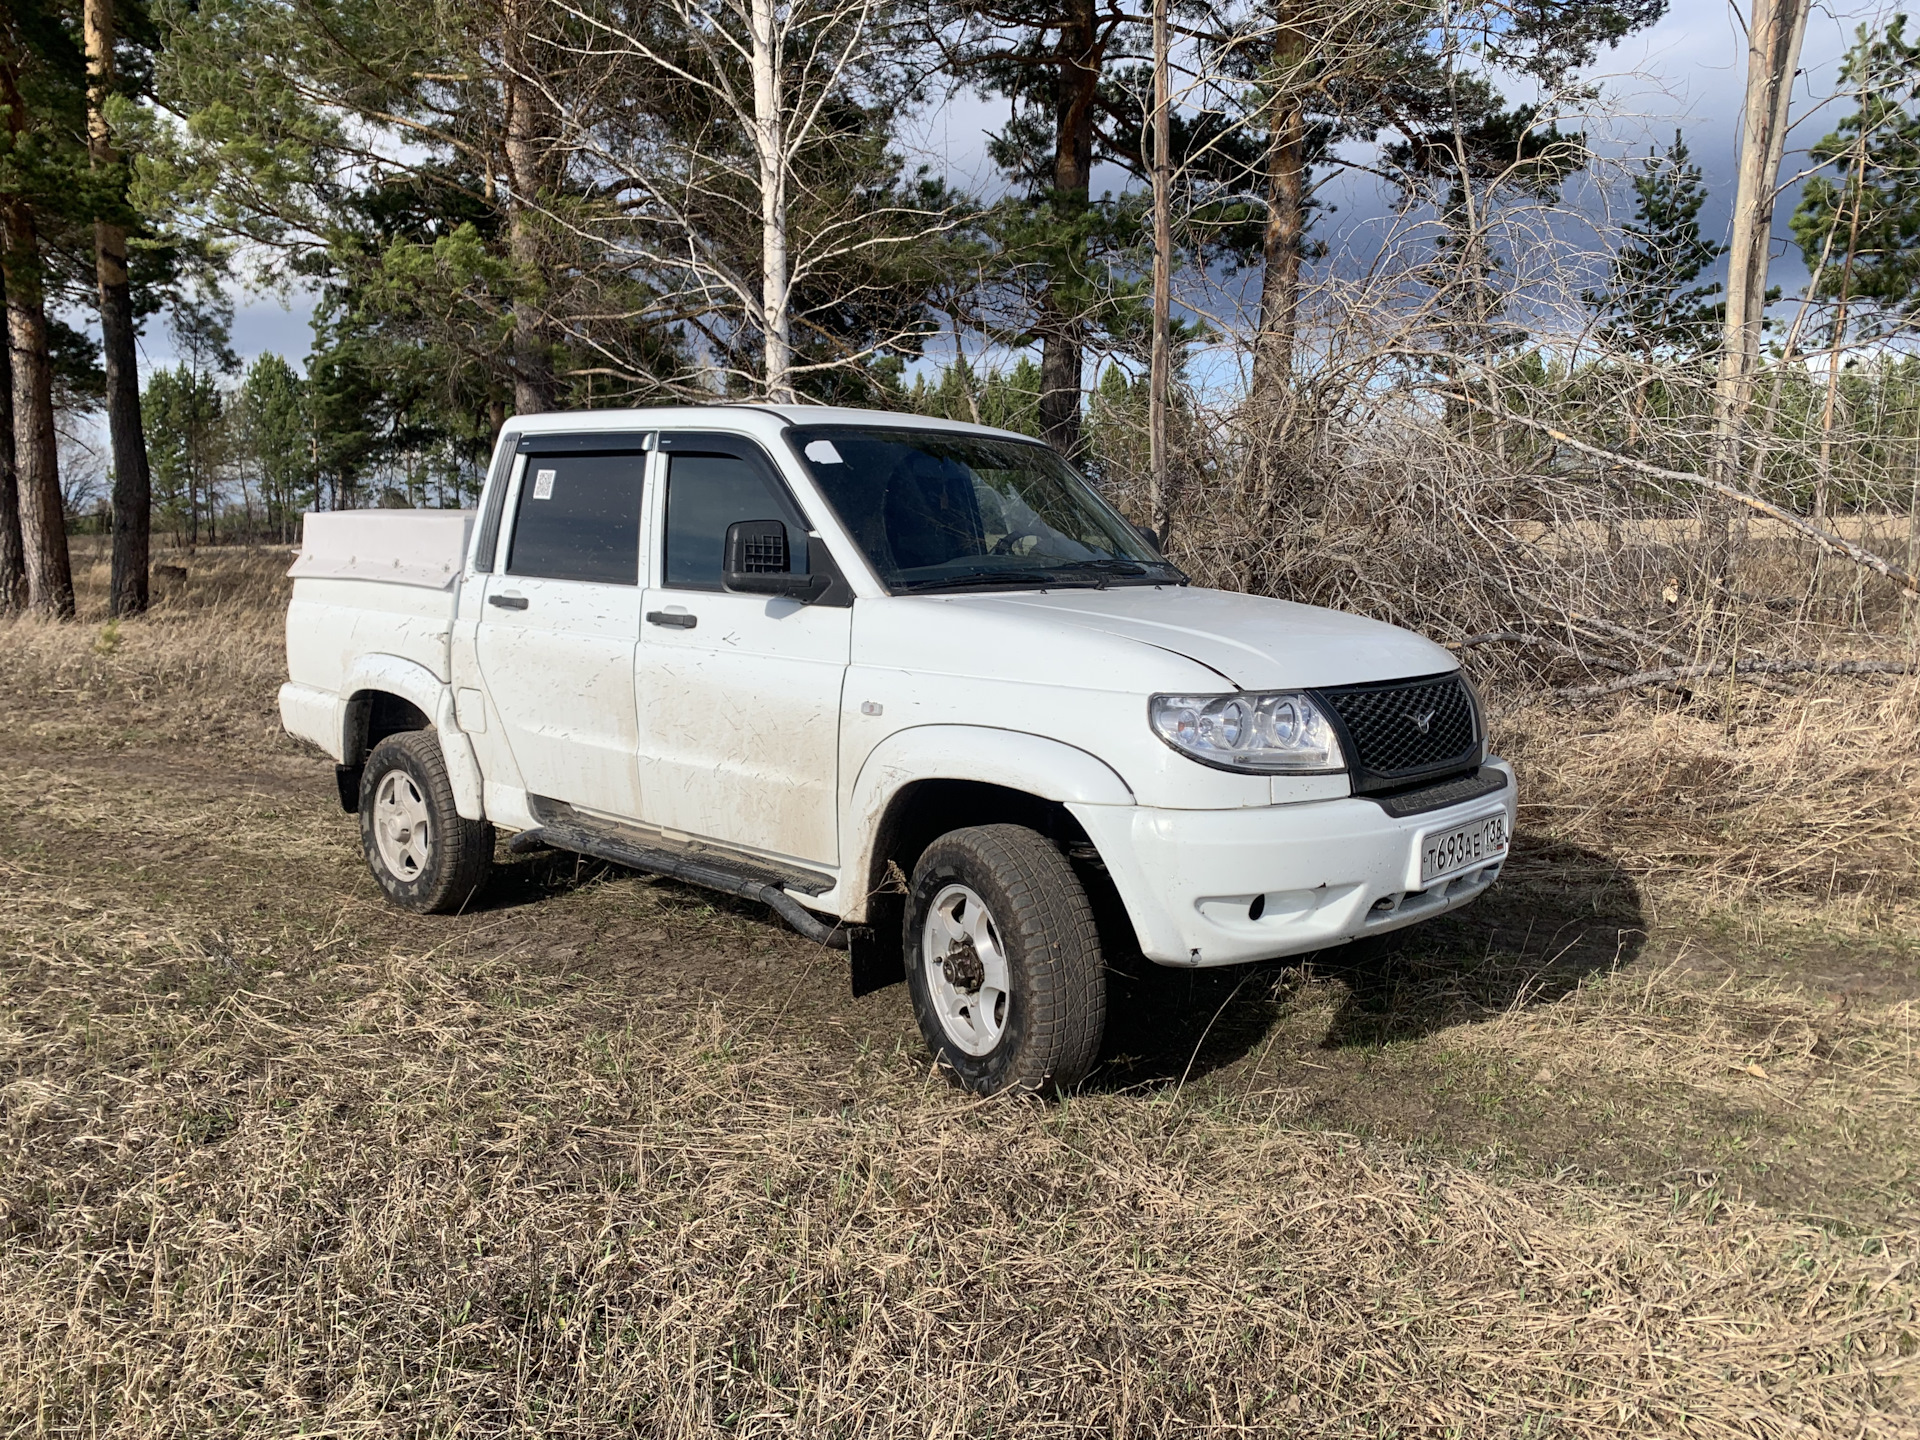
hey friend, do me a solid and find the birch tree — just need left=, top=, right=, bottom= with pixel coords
left=540, top=0, right=957, bottom=399
left=1710, top=0, right=1809, bottom=557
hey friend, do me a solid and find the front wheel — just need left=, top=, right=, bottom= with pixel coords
left=904, top=824, right=1106, bottom=1096
left=358, top=731, right=494, bottom=913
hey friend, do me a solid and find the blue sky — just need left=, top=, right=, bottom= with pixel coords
left=137, top=0, right=1886, bottom=378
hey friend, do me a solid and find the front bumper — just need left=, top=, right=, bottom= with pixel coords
left=1069, top=758, right=1516, bottom=967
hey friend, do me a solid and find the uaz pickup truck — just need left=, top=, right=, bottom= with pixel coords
left=281, top=405, right=1514, bottom=1093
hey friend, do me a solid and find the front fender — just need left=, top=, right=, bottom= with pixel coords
left=841, top=725, right=1134, bottom=918
left=344, top=654, right=485, bottom=822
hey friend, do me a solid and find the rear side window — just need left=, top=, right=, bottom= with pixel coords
left=663, top=453, right=807, bottom=590
left=507, top=453, right=645, bottom=584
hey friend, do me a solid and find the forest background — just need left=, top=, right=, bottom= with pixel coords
left=3, top=0, right=1920, bottom=696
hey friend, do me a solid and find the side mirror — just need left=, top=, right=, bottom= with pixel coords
left=723, top=519, right=828, bottom=600
left=1132, top=521, right=1164, bottom=554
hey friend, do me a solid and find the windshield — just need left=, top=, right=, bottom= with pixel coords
left=786, top=425, right=1184, bottom=594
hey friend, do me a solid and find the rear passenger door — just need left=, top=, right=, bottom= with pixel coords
left=475, top=438, right=649, bottom=820
left=633, top=433, right=850, bottom=867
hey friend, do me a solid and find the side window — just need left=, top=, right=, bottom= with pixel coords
left=663, top=453, right=807, bottom=590
left=506, top=452, right=645, bottom=584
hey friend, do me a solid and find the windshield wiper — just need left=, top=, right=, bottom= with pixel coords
left=1048, top=558, right=1189, bottom=587
left=893, top=567, right=1106, bottom=594
left=895, top=558, right=1188, bottom=595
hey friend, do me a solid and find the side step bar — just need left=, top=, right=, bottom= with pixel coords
left=508, top=821, right=856, bottom=949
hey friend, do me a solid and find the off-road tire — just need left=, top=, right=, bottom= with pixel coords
left=358, top=731, right=494, bottom=913
left=904, top=824, right=1106, bottom=1095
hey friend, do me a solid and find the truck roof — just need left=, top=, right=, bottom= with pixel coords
left=502, top=404, right=1042, bottom=448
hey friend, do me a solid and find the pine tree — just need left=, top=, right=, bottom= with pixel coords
left=1790, top=16, right=1920, bottom=323
left=934, top=0, right=1135, bottom=456
left=141, top=363, right=222, bottom=546
left=1389, top=102, right=1586, bottom=430
left=0, top=298, right=21, bottom=611
left=0, top=0, right=88, bottom=616
left=1240, top=0, right=1667, bottom=400
left=233, top=353, right=310, bottom=541
left=86, top=0, right=159, bottom=616
left=1587, top=131, right=1724, bottom=362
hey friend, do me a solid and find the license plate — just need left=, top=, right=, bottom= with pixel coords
left=1420, top=813, right=1509, bottom=886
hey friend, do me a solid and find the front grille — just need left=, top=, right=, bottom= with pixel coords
left=1319, top=672, right=1478, bottom=789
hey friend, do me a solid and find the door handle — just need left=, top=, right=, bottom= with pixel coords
left=646, top=610, right=697, bottom=629
left=488, top=593, right=529, bottom=610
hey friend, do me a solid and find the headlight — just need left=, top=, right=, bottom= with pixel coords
left=1148, top=691, right=1345, bottom=773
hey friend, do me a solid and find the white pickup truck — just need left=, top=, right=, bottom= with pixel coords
left=281, top=405, right=1514, bottom=1093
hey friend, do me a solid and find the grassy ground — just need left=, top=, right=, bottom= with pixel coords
left=1, top=541, right=1915, bottom=1437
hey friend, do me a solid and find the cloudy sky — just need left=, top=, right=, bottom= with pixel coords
left=142, top=0, right=1891, bottom=377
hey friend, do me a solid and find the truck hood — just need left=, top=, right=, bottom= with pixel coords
left=945, top=584, right=1457, bottom=691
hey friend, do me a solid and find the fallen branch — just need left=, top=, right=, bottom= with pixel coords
left=1554, top=657, right=1918, bottom=700
left=1441, top=392, right=1920, bottom=596
left=1449, top=629, right=1632, bottom=673
left=1449, top=627, right=1802, bottom=696
left=1556, top=608, right=1693, bottom=667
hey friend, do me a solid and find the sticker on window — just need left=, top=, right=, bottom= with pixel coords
left=532, top=468, right=556, bottom=500
left=803, top=440, right=843, bottom=465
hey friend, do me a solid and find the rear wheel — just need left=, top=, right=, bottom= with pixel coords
left=903, top=824, right=1105, bottom=1095
left=358, top=731, right=493, bottom=913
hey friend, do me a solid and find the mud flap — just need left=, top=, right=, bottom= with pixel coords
left=848, top=897, right=904, bottom=996
left=335, top=764, right=364, bottom=814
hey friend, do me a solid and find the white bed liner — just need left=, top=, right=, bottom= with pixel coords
left=288, top=509, right=476, bottom=590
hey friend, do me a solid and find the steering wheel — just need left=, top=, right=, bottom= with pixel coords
left=991, top=529, right=1043, bottom=556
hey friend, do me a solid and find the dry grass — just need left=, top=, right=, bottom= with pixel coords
left=1, top=541, right=1917, bottom=1437
left=1495, top=683, right=1920, bottom=915
left=1, top=542, right=291, bottom=755
left=2, top=910, right=1915, bottom=1436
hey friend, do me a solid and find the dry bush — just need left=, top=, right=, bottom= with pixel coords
left=1091, top=67, right=1920, bottom=704
left=1498, top=681, right=1920, bottom=914
left=1122, top=390, right=1920, bottom=704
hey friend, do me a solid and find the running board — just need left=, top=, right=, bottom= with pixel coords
left=508, top=819, right=856, bottom=949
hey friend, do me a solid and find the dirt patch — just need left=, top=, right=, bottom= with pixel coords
left=9, top=719, right=1912, bottom=1232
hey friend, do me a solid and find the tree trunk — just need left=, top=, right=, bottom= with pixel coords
left=4, top=260, right=74, bottom=618
left=750, top=0, right=793, bottom=401
left=0, top=54, right=73, bottom=618
left=502, top=0, right=556, bottom=415
left=1250, top=9, right=1307, bottom=404
left=0, top=282, right=22, bottom=614
left=1710, top=0, right=1809, bottom=575
left=1909, top=423, right=1919, bottom=585
left=87, top=0, right=150, bottom=616
left=1038, top=0, right=1099, bottom=457
left=1251, top=102, right=1306, bottom=397
left=1148, top=0, right=1171, bottom=541
left=1815, top=104, right=1867, bottom=528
